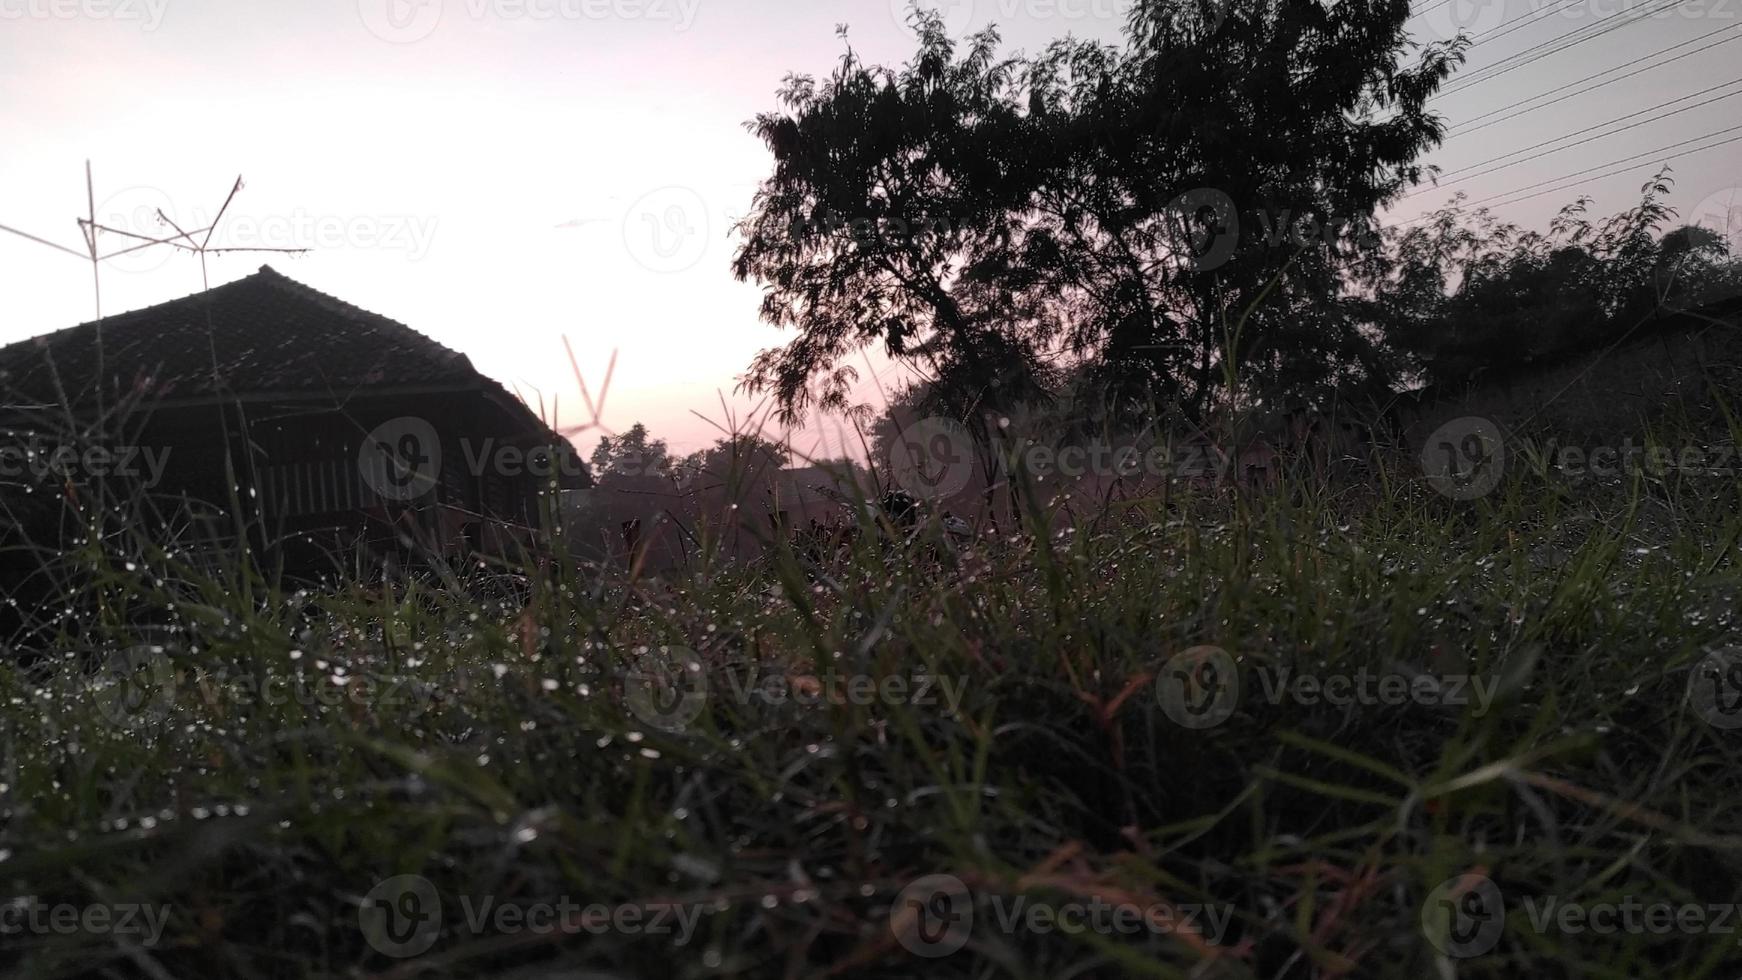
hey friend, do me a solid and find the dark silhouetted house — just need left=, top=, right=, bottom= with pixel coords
left=0, top=266, right=589, bottom=585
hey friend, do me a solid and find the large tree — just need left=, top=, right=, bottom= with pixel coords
left=1014, top=0, right=1462, bottom=419
left=734, top=1, right=1463, bottom=444
left=732, top=13, right=1057, bottom=438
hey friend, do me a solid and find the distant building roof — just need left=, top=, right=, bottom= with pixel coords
left=0, top=265, right=488, bottom=409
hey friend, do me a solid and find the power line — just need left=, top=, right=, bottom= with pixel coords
left=1409, top=81, right=1742, bottom=195
left=1469, top=131, right=1742, bottom=211
left=1412, top=0, right=1457, bottom=21
left=1467, top=0, right=1588, bottom=50
left=1401, top=120, right=1742, bottom=222
left=1445, top=23, right=1742, bottom=137
left=1446, top=0, right=1683, bottom=90
left=1440, top=0, right=1685, bottom=95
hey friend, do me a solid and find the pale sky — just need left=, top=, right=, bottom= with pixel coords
left=2, top=0, right=1737, bottom=455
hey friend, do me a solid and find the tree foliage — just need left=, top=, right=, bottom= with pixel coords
left=1370, top=173, right=1742, bottom=388
left=734, top=0, right=1462, bottom=436
left=736, top=2, right=1742, bottom=446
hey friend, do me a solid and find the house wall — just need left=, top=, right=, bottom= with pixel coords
left=0, top=389, right=577, bottom=584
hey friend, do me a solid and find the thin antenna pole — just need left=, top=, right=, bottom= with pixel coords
left=85, top=160, right=101, bottom=321
left=86, top=160, right=107, bottom=451
left=4, top=163, right=307, bottom=325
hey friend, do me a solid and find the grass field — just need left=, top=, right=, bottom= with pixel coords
left=4, top=426, right=1742, bottom=978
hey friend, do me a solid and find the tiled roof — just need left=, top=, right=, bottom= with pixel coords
left=0, top=266, right=486, bottom=409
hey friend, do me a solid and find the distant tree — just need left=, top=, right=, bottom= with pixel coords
left=1370, top=173, right=1742, bottom=387
left=588, top=423, right=672, bottom=484
left=676, top=433, right=791, bottom=495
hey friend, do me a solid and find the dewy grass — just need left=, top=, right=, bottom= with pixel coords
left=2, top=418, right=1741, bottom=978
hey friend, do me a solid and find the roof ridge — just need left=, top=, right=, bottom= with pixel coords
left=0, top=271, right=258, bottom=357
left=0, top=266, right=520, bottom=417
left=0, top=266, right=476, bottom=372
left=250, top=266, right=474, bottom=370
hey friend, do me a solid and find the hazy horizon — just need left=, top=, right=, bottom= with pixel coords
left=4, top=0, right=1737, bottom=456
